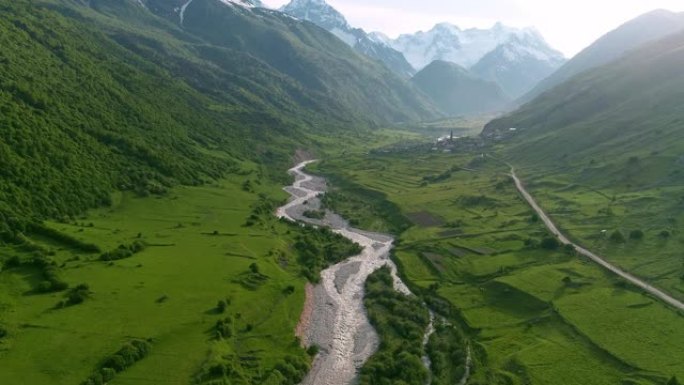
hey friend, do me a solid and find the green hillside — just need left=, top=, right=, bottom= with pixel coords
left=484, top=28, right=684, bottom=170
left=483, top=29, right=684, bottom=303
left=520, top=9, right=684, bottom=103
left=412, top=60, right=510, bottom=116
left=311, top=150, right=684, bottom=385
left=146, top=0, right=438, bottom=123
left=0, top=0, right=439, bottom=235
left=0, top=1, right=440, bottom=383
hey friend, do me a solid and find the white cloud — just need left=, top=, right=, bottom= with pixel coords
left=262, top=0, right=684, bottom=56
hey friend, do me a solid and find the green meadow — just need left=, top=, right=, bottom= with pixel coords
left=313, top=149, right=684, bottom=385
left=512, top=160, right=684, bottom=302
left=0, top=162, right=312, bottom=385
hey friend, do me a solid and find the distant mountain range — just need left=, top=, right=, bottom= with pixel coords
left=280, top=0, right=565, bottom=111
left=280, top=0, right=415, bottom=77
left=412, top=61, right=510, bottom=116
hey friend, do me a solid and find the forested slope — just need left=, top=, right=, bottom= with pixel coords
left=0, top=0, right=439, bottom=237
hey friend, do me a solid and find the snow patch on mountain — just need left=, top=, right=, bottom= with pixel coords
left=179, top=0, right=194, bottom=25
left=218, top=0, right=264, bottom=8
left=331, top=27, right=357, bottom=47
left=179, top=0, right=264, bottom=25
left=280, top=0, right=415, bottom=77
left=281, top=0, right=349, bottom=30
left=388, top=23, right=561, bottom=71
left=368, top=32, right=391, bottom=46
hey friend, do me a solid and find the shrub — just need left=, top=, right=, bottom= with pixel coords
left=215, top=317, right=233, bottom=339
left=5, top=256, right=21, bottom=268
left=524, top=238, right=539, bottom=248
left=61, top=283, right=90, bottom=307
left=83, top=340, right=152, bottom=385
left=629, top=230, right=644, bottom=240
left=27, top=223, right=101, bottom=253
left=249, top=263, right=260, bottom=274
left=100, top=241, right=146, bottom=261
left=540, top=237, right=560, bottom=250
left=100, top=368, right=116, bottom=382
left=217, top=300, right=228, bottom=313
left=303, top=210, right=325, bottom=220
left=0, top=326, right=7, bottom=339
left=660, top=230, right=671, bottom=239
left=306, top=345, right=319, bottom=356
left=283, top=285, right=295, bottom=295
left=609, top=230, right=626, bottom=243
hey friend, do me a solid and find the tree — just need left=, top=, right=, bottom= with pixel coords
left=667, top=376, right=680, bottom=385
left=306, top=345, right=319, bottom=356
left=610, top=230, right=626, bottom=243
left=629, top=229, right=644, bottom=240
left=249, top=263, right=260, bottom=274
left=541, top=237, right=560, bottom=250
left=217, top=300, right=227, bottom=313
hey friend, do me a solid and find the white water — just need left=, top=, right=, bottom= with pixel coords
left=276, top=161, right=416, bottom=385
left=422, top=310, right=436, bottom=385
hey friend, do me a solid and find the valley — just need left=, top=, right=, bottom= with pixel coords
left=311, top=149, right=684, bottom=385
left=1, top=0, right=684, bottom=384
left=509, top=165, right=684, bottom=311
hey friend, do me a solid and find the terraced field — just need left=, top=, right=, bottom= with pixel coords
left=512, top=165, right=684, bottom=303
left=312, top=151, right=684, bottom=385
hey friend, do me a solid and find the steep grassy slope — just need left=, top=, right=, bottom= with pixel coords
left=0, top=0, right=440, bottom=237
left=412, top=60, right=510, bottom=116
left=483, top=29, right=684, bottom=303
left=0, top=2, right=439, bottom=383
left=485, top=29, right=684, bottom=167
left=520, top=9, right=684, bottom=103
left=0, top=0, right=301, bottom=231
left=146, top=0, right=438, bottom=123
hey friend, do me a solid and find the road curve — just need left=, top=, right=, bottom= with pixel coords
left=510, top=168, right=684, bottom=312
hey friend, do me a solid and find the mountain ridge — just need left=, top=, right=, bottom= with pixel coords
left=0, top=0, right=440, bottom=230
left=519, top=9, right=684, bottom=104
left=387, top=22, right=565, bottom=97
left=412, top=60, right=510, bottom=116
left=280, top=0, right=416, bottom=77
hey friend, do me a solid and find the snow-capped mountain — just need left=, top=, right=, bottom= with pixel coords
left=387, top=23, right=565, bottom=97
left=470, top=30, right=566, bottom=97
left=218, top=0, right=264, bottom=8
left=280, top=0, right=415, bottom=77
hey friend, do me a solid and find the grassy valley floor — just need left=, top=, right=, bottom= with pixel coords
left=0, top=161, right=316, bottom=385
left=510, top=161, right=684, bottom=304
left=310, top=149, right=684, bottom=385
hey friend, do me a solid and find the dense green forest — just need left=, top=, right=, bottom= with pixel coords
left=0, top=0, right=439, bottom=240
left=359, top=267, right=430, bottom=385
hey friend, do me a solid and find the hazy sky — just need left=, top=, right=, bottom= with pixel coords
left=261, top=0, right=684, bottom=57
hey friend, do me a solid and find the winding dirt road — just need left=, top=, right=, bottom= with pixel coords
left=510, top=168, right=684, bottom=312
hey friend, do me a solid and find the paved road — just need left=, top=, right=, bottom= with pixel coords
left=510, top=168, right=684, bottom=312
